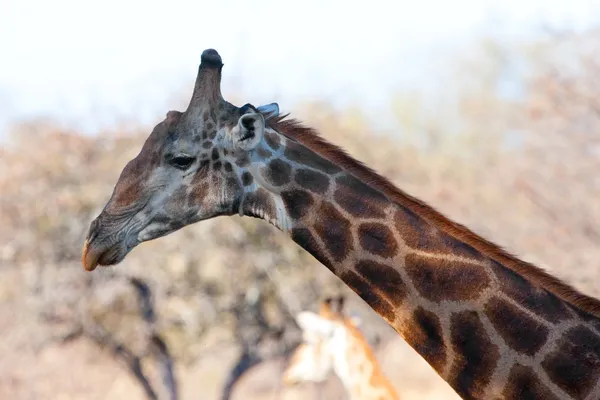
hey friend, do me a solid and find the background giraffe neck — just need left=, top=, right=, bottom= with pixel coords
left=245, top=128, right=600, bottom=399
left=334, top=323, right=399, bottom=400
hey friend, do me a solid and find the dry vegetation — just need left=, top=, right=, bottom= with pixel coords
left=1, top=31, right=599, bottom=399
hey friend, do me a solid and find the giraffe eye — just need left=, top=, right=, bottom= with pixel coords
left=169, top=155, right=196, bottom=170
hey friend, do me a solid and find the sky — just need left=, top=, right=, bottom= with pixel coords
left=1, top=0, right=600, bottom=136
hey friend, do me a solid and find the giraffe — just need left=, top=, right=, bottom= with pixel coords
left=82, top=49, right=600, bottom=400
left=283, top=296, right=400, bottom=400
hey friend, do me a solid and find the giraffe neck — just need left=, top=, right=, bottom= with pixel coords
left=236, top=127, right=600, bottom=400
left=332, top=323, right=399, bottom=400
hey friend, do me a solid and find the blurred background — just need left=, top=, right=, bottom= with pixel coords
left=2, top=0, right=600, bottom=399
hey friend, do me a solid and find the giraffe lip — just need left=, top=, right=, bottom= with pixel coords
left=82, top=239, right=100, bottom=271
left=81, top=238, right=132, bottom=271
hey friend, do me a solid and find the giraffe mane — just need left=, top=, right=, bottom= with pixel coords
left=265, top=113, right=600, bottom=319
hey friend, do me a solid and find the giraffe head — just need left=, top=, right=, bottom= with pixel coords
left=282, top=297, right=363, bottom=385
left=82, top=49, right=280, bottom=271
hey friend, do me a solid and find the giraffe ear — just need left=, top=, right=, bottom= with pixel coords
left=233, top=112, right=265, bottom=151
left=257, top=102, right=279, bottom=118
left=296, top=311, right=334, bottom=336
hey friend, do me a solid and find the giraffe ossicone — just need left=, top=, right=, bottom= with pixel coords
left=83, top=49, right=600, bottom=400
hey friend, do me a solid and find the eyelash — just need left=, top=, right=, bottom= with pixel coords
left=169, top=155, right=196, bottom=170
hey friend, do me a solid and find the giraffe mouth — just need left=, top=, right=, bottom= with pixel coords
left=81, top=237, right=134, bottom=271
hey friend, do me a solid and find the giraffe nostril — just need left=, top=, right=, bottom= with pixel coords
left=88, top=218, right=100, bottom=241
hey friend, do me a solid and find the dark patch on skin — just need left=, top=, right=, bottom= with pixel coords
left=333, top=177, right=386, bottom=219
left=291, top=228, right=333, bottom=271
left=211, top=148, right=219, bottom=161
left=235, top=152, right=251, bottom=167
left=242, top=188, right=276, bottom=220
left=281, top=190, right=313, bottom=220
left=202, top=141, right=212, bottom=149
left=449, top=311, right=499, bottom=399
left=202, top=131, right=208, bottom=140
left=263, top=159, right=292, bottom=187
left=394, top=208, right=484, bottom=261
left=541, top=325, right=600, bottom=399
left=357, top=223, right=398, bottom=258
left=404, top=254, right=490, bottom=303
left=400, top=307, right=446, bottom=373
left=257, top=147, right=272, bottom=159
left=294, top=169, right=330, bottom=194
left=264, top=131, right=281, bottom=150
left=202, top=110, right=210, bottom=122
left=485, top=297, right=549, bottom=356
left=314, top=202, right=353, bottom=262
left=224, top=162, right=232, bottom=172
left=489, top=261, right=573, bottom=324
left=284, top=141, right=342, bottom=174
left=341, top=270, right=395, bottom=322
left=335, top=174, right=388, bottom=204
left=503, top=364, right=559, bottom=400
left=212, top=161, right=222, bottom=171
left=241, top=171, right=253, bottom=186
left=355, top=260, right=407, bottom=306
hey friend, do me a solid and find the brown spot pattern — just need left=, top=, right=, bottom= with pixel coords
left=449, top=311, right=499, bottom=399
left=294, top=169, right=330, bottom=194
left=355, top=260, right=407, bottom=306
left=281, top=190, right=314, bottom=220
left=502, top=364, right=559, bottom=400
left=341, top=270, right=395, bottom=322
left=394, top=208, right=484, bottom=260
left=291, top=228, right=333, bottom=271
left=235, top=152, right=250, bottom=167
left=241, top=171, right=253, bottom=186
left=257, top=147, right=272, bottom=159
left=400, top=307, right=446, bottom=373
left=541, top=325, right=600, bottom=399
left=333, top=177, right=386, bottom=218
left=284, top=141, right=342, bottom=174
left=404, top=254, right=490, bottom=303
left=263, top=159, right=292, bottom=186
left=489, top=261, right=573, bottom=324
left=358, top=223, right=398, bottom=258
left=314, top=202, right=353, bottom=262
left=336, top=174, right=388, bottom=203
left=484, top=297, right=549, bottom=355
left=264, top=131, right=281, bottom=150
